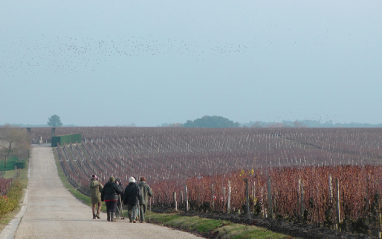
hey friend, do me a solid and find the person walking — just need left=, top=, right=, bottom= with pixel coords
left=101, top=176, right=123, bottom=222
left=123, top=177, right=140, bottom=223
left=89, top=175, right=103, bottom=219
left=138, top=176, right=153, bottom=223
left=115, top=178, right=124, bottom=220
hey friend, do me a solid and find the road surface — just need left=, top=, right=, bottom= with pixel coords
left=4, top=145, right=201, bottom=239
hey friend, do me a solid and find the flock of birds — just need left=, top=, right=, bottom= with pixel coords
left=0, top=34, right=255, bottom=76
left=0, top=26, right=342, bottom=78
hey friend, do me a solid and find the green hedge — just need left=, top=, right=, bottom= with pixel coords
left=15, top=160, right=25, bottom=169
left=51, top=134, right=82, bottom=147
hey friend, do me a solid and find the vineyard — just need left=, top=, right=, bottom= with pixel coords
left=30, top=127, right=382, bottom=232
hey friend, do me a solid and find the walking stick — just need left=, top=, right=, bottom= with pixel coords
left=149, top=197, right=152, bottom=222
left=137, top=199, right=140, bottom=221
left=119, top=195, right=125, bottom=220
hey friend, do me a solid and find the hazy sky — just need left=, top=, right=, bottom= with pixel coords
left=1, top=0, right=381, bottom=126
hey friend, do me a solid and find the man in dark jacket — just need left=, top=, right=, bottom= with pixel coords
left=101, top=176, right=123, bottom=222
left=123, top=177, right=140, bottom=223
left=138, top=176, right=153, bottom=223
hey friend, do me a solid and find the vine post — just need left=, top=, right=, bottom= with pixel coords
left=185, top=185, right=188, bottom=212
left=245, top=178, right=250, bottom=216
left=268, top=177, right=273, bottom=218
left=180, top=191, right=184, bottom=207
left=227, top=181, right=231, bottom=214
left=173, top=192, right=177, bottom=211
left=211, top=183, right=214, bottom=212
left=379, top=211, right=381, bottom=238
left=299, top=178, right=304, bottom=220
left=253, top=181, right=256, bottom=214
left=197, top=188, right=200, bottom=210
left=329, top=174, right=333, bottom=203
left=336, top=178, right=341, bottom=230
left=223, top=187, right=226, bottom=208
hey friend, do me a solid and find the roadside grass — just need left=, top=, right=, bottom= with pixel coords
left=0, top=204, right=22, bottom=233
left=0, top=157, right=29, bottom=233
left=2, top=170, right=16, bottom=179
left=149, top=212, right=296, bottom=238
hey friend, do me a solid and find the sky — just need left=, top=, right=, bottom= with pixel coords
left=1, top=0, right=381, bottom=126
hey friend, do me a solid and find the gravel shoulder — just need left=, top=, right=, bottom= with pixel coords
left=14, top=145, right=202, bottom=239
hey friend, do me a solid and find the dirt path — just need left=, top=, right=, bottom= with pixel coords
left=12, top=145, right=202, bottom=239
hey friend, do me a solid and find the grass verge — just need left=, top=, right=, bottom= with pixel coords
left=0, top=159, right=29, bottom=233
left=149, top=212, right=296, bottom=239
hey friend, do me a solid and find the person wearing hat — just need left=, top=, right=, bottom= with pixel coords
left=89, top=175, right=103, bottom=219
left=138, top=176, right=153, bottom=223
left=123, top=177, right=140, bottom=223
left=101, top=176, right=124, bottom=222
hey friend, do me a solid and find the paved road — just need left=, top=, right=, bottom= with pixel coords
left=12, top=145, right=201, bottom=239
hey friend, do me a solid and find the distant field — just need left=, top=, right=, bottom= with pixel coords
left=36, top=127, right=382, bottom=186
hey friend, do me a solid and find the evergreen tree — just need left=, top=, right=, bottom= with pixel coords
left=47, top=114, right=63, bottom=127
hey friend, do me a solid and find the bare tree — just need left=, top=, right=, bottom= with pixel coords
left=0, top=124, right=31, bottom=169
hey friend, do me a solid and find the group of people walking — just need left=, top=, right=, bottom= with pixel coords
left=89, top=175, right=152, bottom=223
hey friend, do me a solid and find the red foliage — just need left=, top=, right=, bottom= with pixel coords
left=48, top=127, right=382, bottom=224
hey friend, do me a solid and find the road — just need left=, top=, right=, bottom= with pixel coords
left=7, top=145, right=201, bottom=239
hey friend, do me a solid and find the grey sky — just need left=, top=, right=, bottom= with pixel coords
left=1, top=0, right=381, bottom=126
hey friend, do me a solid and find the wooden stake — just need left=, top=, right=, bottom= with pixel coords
left=185, top=185, right=188, bottom=212
left=211, top=184, right=214, bottom=212
left=268, top=177, right=273, bottom=218
left=245, top=178, right=250, bottom=216
left=299, top=178, right=304, bottom=219
left=329, top=174, right=333, bottom=203
left=227, top=181, right=231, bottom=214
left=173, top=192, right=177, bottom=211
left=336, top=178, right=341, bottom=229
left=379, top=211, right=381, bottom=238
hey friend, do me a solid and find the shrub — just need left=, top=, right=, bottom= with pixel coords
left=15, top=159, right=25, bottom=169
left=0, top=181, right=23, bottom=215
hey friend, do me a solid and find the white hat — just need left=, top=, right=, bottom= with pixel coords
left=129, top=177, right=136, bottom=183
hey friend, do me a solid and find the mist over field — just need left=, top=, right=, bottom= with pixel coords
left=1, top=1, right=381, bottom=126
